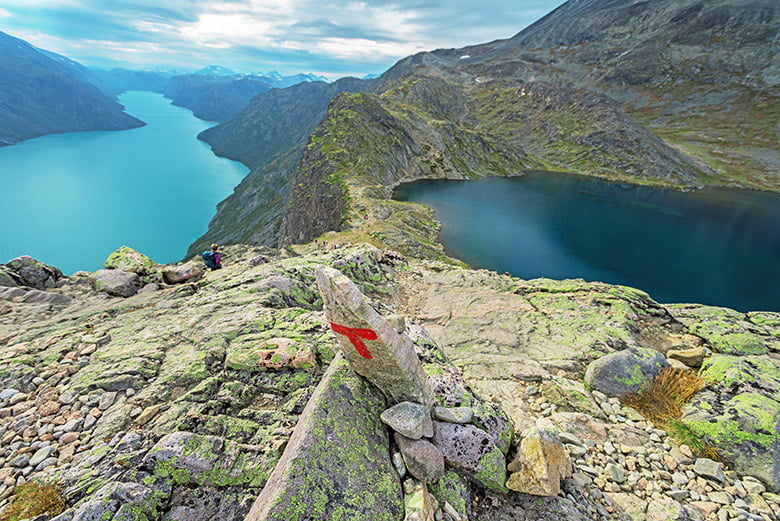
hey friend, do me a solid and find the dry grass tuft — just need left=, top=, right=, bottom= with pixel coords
left=0, top=482, right=66, bottom=521
left=623, top=367, right=705, bottom=424
left=622, top=366, right=719, bottom=459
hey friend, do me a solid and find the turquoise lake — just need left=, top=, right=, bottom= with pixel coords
left=395, top=173, right=780, bottom=312
left=0, top=91, right=247, bottom=274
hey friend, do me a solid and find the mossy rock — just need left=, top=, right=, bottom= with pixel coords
left=104, top=246, right=157, bottom=273
left=699, top=355, right=780, bottom=402
left=682, top=391, right=780, bottom=492
left=245, top=355, right=403, bottom=521
left=584, top=347, right=668, bottom=398
left=667, top=304, right=769, bottom=355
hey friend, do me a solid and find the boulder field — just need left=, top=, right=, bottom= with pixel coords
left=0, top=244, right=778, bottom=521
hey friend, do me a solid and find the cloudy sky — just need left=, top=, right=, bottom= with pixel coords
left=1, top=1, right=566, bottom=79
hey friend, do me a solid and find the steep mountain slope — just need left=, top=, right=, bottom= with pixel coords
left=164, top=74, right=273, bottom=122
left=191, top=0, right=778, bottom=256
left=164, top=71, right=332, bottom=123
left=187, top=77, right=376, bottom=257
left=87, top=68, right=172, bottom=96
left=441, top=0, right=780, bottom=187
left=0, top=31, right=144, bottom=146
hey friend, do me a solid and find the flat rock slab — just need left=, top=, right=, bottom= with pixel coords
left=245, top=354, right=403, bottom=521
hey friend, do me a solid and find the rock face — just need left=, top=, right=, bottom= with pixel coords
left=584, top=347, right=669, bottom=398
left=161, top=262, right=204, bottom=284
left=244, top=355, right=403, bottom=521
left=315, top=265, right=433, bottom=406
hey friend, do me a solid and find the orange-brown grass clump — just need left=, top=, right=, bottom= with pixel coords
left=0, top=482, right=66, bottom=521
left=622, top=367, right=719, bottom=459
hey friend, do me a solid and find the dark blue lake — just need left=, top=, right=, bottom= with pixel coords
left=0, top=92, right=247, bottom=274
left=394, top=173, right=780, bottom=312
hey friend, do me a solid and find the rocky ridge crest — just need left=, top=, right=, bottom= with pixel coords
left=1, top=244, right=778, bottom=521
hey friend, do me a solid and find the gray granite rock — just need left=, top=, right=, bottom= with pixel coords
left=381, top=401, right=433, bottom=439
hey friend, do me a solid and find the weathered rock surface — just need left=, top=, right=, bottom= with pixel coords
left=161, top=263, right=204, bottom=284
left=506, top=427, right=572, bottom=496
left=381, top=401, right=434, bottom=440
left=1, top=243, right=778, bottom=521
left=4, top=256, right=62, bottom=289
left=315, top=265, right=433, bottom=405
left=89, top=269, right=139, bottom=297
left=244, top=354, right=403, bottom=521
left=431, top=421, right=507, bottom=491
left=103, top=246, right=157, bottom=274
left=394, top=433, right=445, bottom=484
left=584, top=347, right=669, bottom=398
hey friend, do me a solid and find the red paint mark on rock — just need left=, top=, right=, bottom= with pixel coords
left=330, top=323, right=377, bottom=359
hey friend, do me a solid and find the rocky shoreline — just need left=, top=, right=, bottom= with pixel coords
left=1, top=244, right=779, bottom=521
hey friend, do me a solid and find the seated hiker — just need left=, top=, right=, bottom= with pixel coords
left=202, top=244, right=222, bottom=270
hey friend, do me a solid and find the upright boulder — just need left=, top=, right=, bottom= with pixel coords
left=584, top=347, right=668, bottom=398
left=505, top=427, right=572, bottom=496
left=315, top=265, right=432, bottom=406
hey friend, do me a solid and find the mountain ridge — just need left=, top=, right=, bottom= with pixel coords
left=0, top=31, right=144, bottom=146
left=193, top=0, right=778, bottom=256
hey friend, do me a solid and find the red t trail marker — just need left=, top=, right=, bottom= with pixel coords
left=330, top=323, right=377, bottom=359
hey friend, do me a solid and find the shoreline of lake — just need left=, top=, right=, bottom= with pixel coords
left=0, top=91, right=247, bottom=275
left=394, top=171, right=780, bottom=312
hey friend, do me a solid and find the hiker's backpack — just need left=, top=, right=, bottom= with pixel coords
left=202, top=250, right=217, bottom=269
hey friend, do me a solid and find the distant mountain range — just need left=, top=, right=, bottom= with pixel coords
left=0, top=34, right=335, bottom=144
left=190, top=0, right=779, bottom=255
left=164, top=67, right=331, bottom=121
left=0, top=31, right=144, bottom=146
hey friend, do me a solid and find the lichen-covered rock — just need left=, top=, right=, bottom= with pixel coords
left=539, top=376, right=605, bottom=418
left=5, top=255, right=62, bottom=289
left=699, top=355, right=780, bottom=402
left=143, top=431, right=273, bottom=487
left=428, top=471, right=470, bottom=521
left=0, top=265, right=19, bottom=287
left=394, top=433, right=444, bottom=483
left=315, top=265, right=433, bottom=405
left=505, top=427, right=572, bottom=496
left=244, top=355, right=403, bottom=521
left=104, top=246, right=157, bottom=273
left=255, top=338, right=317, bottom=371
left=432, top=406, right=473, bottom=424
left=584, top=347, right=669, bottom=398
left=162, top=262, right=204, bottom=284
left=90, top=269, right=139, bottom=297
left=682, top=391, right=780, bottom=492
left=403, top=481, right=439, bottom=521
left=667, top=304, right=770, bottom=355
left=381, top=401, right=433, bottom=440
left=431, top=421, right=507, bottom=491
